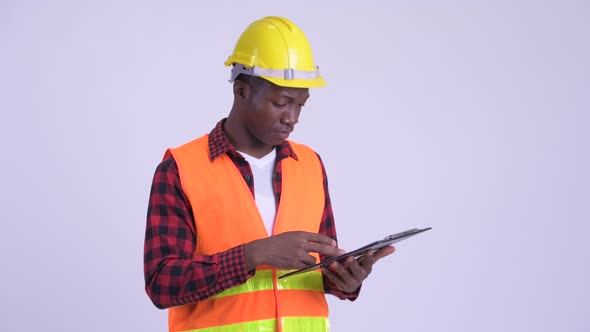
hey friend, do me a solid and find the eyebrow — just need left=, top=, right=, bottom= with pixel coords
left=277, top=93, right=310, bottom=101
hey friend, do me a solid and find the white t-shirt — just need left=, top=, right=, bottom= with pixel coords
left=240, top=149, right=277, bottom=236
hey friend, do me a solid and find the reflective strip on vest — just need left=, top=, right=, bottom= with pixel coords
left=181, top=317, right=329, bottom=332
left=211, top=270, right=323, bottom=299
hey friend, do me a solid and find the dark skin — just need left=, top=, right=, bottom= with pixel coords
left=224, top=77, right=395, bottom=293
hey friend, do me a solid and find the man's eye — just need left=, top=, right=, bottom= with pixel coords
left=272, top=102, right=287, bottom=107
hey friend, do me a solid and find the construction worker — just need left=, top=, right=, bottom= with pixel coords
left=143, top=16, right=395, bottom=331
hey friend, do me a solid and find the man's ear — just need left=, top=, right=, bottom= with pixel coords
left=233, top=80, right=251, bottom=103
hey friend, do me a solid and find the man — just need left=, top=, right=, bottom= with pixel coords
left=144, top=16, right=395, bottom=331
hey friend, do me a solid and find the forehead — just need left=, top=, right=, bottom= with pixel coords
left=261, top=82, right=310, bottom=100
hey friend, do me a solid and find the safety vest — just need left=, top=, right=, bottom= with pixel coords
left=166, top=135, right=330, bottom=332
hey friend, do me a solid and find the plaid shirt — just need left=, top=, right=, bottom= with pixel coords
left=144, top=119, right=359, bottom=309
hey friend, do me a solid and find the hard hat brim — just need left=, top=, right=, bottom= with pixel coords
left=261, top=75, right=327, bottom=88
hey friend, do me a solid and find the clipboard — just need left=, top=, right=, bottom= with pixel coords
left=278, top=227, right=432, bottom=279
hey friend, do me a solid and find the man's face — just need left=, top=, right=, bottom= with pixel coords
left=243, top=81, right=310, bottom=146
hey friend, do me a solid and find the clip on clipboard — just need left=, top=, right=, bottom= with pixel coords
left=279, top=227, right=432, bottom=279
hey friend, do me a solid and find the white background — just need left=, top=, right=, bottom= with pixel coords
left=1, top=1, right=588, bottom=331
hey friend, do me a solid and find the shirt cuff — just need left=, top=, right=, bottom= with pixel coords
left=218, top=244, right=255, bottom=288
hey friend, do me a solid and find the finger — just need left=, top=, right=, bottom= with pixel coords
left=292, top=260, right=311, bottom=270
left=361, top=250, right=377, bottom=267
left=321, top=267, right=350, bottom=291
left=373, top=246, right=396, bottom=261
left=355, top=246, right=395, bottom=273
left=347, top=256, right=369, bottom=280
left=298, top=253, right=319, bottom=267
left=329, top=261, right=356, bottom=287
left=305, top=242, right=346, bottom=257
left=330, top=261, right=362, bottom=293
left=323, top=264, right=349, bottom=287
left=304, top=232, right=338, bottom=247
left=274, top=258, right=313, bottom=271
left=321, top=266, right=343, bottom=283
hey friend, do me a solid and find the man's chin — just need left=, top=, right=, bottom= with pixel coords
left=270, top=134, right=289, bottom=145
left=270, top=139, right=286, bottom=146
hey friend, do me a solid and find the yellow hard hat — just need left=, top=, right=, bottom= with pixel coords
left=225, top=16, right=326, bottom=88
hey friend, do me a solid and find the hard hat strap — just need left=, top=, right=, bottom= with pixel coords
left=229, top=64, right=320, bottom=82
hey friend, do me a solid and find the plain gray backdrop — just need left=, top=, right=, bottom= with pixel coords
left=1, top=1, right=588, bottom=331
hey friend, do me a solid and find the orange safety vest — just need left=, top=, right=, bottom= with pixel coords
left=165, top=135, right=330, bottom=332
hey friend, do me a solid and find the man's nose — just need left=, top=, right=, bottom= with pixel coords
left=281, top=106, right=300, bottom=127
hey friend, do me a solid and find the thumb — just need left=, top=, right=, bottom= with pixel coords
left=373, top=246, right=396, bottom=261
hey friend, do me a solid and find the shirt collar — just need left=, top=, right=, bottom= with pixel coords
left=208, top=118, right=299, bottom=162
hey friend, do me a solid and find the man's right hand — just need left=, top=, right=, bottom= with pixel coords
left=244, top=231, right=345, bottom=271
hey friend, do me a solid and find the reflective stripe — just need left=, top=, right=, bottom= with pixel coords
left=282, top=317, right=330, bottom=331
left=181, top=319, right=276, bottom=332
left=252, top=66, right=320, bottom=80
left=174, top=287, right=328, bottom=330
left=211, top=270, right=323, bottom=299
left=181, top=317, right=329, bottom=332
left=276, top=270, right=323, bottom=291
left=229, top=64, right=320, bottom=82
left=210, top=270, right=273, bottom=299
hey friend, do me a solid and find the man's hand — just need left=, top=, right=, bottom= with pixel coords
left=321, top=246, right=395, bottom=293
left=244, top=231, right=345, bottom=271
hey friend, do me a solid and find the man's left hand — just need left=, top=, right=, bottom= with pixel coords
left=321, top=246, right=396, bottom=293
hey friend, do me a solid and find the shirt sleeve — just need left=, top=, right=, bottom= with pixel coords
left=143, top=158, right=254, bottom=309
left=316, top=153, right=361, bottom=301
